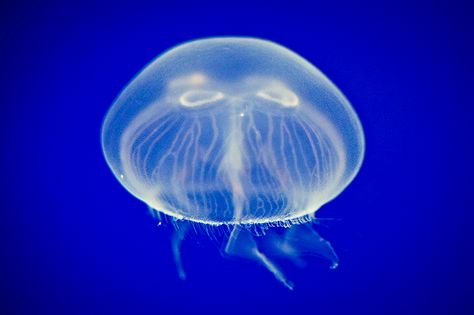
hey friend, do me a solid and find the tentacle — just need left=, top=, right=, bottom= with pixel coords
left=262, top=222, right=339, bottom=269
left=171, top=221, right=190, bottom=280
left=224, top=226, right=294, bottom=290
left=148, top=206, right=163, bottom=226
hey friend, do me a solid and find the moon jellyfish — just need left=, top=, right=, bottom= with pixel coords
left=101, top=37, right=365, bottom=289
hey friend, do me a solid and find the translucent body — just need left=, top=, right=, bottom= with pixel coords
left=101, top=38, right=365, bottom=225
left=101, top=38, right=365, bottom=288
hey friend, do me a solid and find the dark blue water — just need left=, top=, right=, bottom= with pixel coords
left=1, top=1, right=473, bottom=314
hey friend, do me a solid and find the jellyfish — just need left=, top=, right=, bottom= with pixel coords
left=101, top=37, right=365, bottom=289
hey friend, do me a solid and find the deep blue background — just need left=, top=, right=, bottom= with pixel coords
left=1, top=1, right=473, bottom=314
